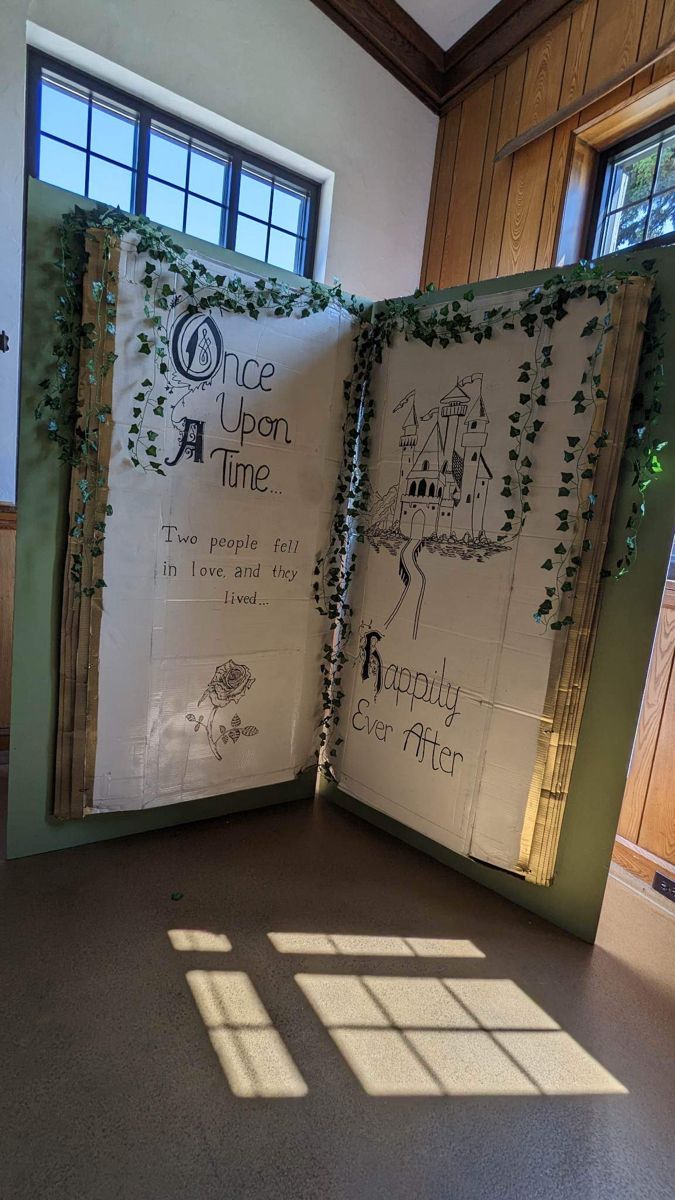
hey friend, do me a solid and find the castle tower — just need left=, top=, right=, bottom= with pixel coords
left=455, top=375, right=491, bottom=538
left=396, top=395, right=418, bottom=520
left=439, top=384, right=468, bottom=461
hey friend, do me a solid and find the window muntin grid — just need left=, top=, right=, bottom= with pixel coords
left=31, top=56, right=318, bottom=277
left=592, top=123, right=675, bottom=258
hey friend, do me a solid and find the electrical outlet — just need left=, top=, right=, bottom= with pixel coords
left=652, top=871, right=675, bottom=904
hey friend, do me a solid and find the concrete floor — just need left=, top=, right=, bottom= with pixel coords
left=2, top=795, right=675, bottom=1200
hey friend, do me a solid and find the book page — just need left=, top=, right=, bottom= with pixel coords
left=89, top=239, right=355, bottom=812
left=333, top=283, right=644, bottom=874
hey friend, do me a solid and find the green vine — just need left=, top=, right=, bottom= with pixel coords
left=314, top=261, right=668, bottom=771
left=33, top=207, right=667, bottom=776
left=33, top=203, right=365, bottom=595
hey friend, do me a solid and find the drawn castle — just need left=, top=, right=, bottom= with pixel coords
left=396, top=373, right=492, bottom=540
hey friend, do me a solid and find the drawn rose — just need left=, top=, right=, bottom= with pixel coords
left=194, top=660, right=256, bottom=760
left=198, top=660, right=255, bottom=709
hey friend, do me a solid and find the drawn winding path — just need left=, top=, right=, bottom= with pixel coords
left=385, top=537, right=426, bottom=640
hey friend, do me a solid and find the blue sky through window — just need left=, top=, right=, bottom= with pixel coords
left=34, top=60, right=316, bottom=276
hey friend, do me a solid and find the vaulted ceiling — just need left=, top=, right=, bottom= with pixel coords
left=309, top=0, right=582, bottom=112
left=397, top=0, right=501, bottom=51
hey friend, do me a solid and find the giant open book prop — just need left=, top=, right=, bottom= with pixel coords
left=55, top=228, right=650, bottom=885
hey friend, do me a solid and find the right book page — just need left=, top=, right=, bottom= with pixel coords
left=333, top=277, right=651, bottom=883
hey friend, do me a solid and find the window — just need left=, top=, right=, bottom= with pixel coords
left=27, top=53, right=319, bottom=277
left=591, top=119, right=675, bottom=258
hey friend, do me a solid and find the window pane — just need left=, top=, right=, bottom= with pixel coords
left=149, top=130, right=188, bottom=186
left=602, top=201, right=648, bottom=254
left=40, top=80, right=89, bottom=146
left=268, top=227, right=300, bottom=272
left=609, top=146, right=658, bottom=209
left=91, top=104, right=137, bottom=166
left=146, top=178, right=185, bottom=230
left=272, top=186, right=304, bottom=234
left=647, top=191, right=675, bottom=240
left=655, top=136, right=675, bottom=194
left=239, top=171, right=272, bottom=220
left=189, top=149, right=227, bottom=201
left=235, top=215, right=267, bottom=261
left=185, top=195, right=223, bottom=243
left=38, top=135, right=86, bottom=194
left=88, top=156, right=134, bottom=210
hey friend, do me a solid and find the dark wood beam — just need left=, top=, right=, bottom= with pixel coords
left=440, top=0, right=582, bottom=107
left=309, top=0, right=444, bottom=110
left=309, top=0, right=583, bottom=114
left=494, top=32, right=675, bottom=160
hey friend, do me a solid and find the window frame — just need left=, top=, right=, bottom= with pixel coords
left=586, top=113, right=675, bottom=260
left=26, top=50, right=320, bottom=278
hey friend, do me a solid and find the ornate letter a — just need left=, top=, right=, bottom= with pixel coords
left=164, top=417, right=205, bottom=467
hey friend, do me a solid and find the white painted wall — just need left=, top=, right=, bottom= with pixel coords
left=0, top=1, right=29, bottom=503
left=0, top=0, right=438, bottom=502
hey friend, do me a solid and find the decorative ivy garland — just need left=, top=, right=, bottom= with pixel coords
left=34, top=204, right=667, bottom=774
left=312, top=266, right=667, bottom=767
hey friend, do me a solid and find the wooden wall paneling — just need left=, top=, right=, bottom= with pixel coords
left=617, top=584, right=675, bottom=842
left=639, top=690, right=675, bottom=862
left=309, top=0, right=581, bottom=111
left=421, top=0, right=675, bottom=290
left=653, top=0, right=675, bottom=81
left=560, top=0, right=598, bottom=105
left=637, top=583, right=675, bottom=862
left=535, top=2, right=598, bottom=266
left=479, top=53, right=528, bottom=279
left=421, top=116, right=447, bottom=284
left=613, top=834, right=675, bottom=883
left=422, top=107, right=461, bottom=285
left=439, top=79, right=496, bottom=285
left=517, top=13, right=572, bottom=131
left=632, top=0, right=667, bottom=93
left=579, top=74, right=675, bottom=149
left=498, top=20, right=569, bottom=275
left=441, top=0, right=583, bottom=107
left=498, top=133, right=556, bottom=275
left=556, top=0, right=643, bottom=132
left=535, top=118, right=576, bottom=266
left=469, top=70, right=507, bottom=281
left=585, top=0, right=646, bottom=91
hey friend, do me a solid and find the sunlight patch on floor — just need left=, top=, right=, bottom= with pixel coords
left=267, top=932, right=485, bottom=957
left=186, top=970, right=307, bottom=1098
left=295, top=973, right=627, bottom=1097
left=168, top=929, right=233, bottom=952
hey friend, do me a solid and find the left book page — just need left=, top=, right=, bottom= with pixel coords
left=58, top=232, right=357, bottom=814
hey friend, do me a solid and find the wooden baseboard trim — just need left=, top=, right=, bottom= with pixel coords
left=612, top=835, right=675, bottom=886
